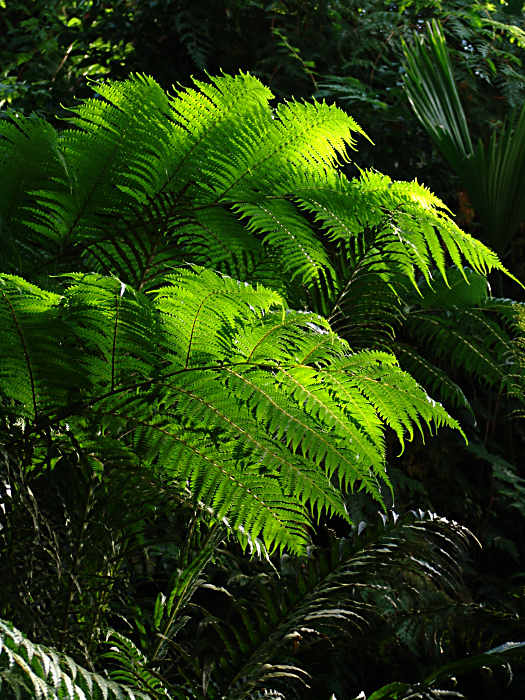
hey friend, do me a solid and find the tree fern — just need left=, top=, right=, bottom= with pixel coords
left=1, top=69, right=524, bottom=699
left=2, top=71, right=519, bottom=423
left=1, top=72, right=511, bottom=294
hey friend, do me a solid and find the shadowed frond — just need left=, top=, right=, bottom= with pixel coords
left=0, top=115, right=67, bottom=278
left=208, top=513, right=475, bottom=700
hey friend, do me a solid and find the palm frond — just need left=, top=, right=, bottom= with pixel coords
left=468, top=101, right=525, bottom=252
left=403, top=19, right=525, bottom=253
left=403, top=20, right=473, bottom=168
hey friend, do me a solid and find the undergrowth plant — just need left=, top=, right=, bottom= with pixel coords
left=0, top=72, right=523, bottom=698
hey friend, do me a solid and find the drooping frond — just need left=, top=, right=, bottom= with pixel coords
left=0, top=267, right=464, bottom=553
left=297, top=171, right=507, bottom=289
left=391, top=269, right=525, bottom=410
left=396, top=343, right=472, bottom=413
left=405, top=300, right=521, bottom=394
left=232, top=198, right=334, bottom=287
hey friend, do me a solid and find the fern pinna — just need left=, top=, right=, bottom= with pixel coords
left=1, top=72, right=523, bottom=698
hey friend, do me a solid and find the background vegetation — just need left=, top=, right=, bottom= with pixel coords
left=1, top=1, right=525, bottom=698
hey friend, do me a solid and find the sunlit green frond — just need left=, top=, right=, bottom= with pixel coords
left=325, top=352, right=464, bottom=452
left=166, top=72, right=274, bottom=201
left=233, top=309, right=334, bottom=364
left=213, top=99, right=367, bottom=202
left=351, top=171, right=506, bottom=283
left=153, top=266, right=284, bottom=367
left=28, top=75, right=173, bottom=253
left=2, top=71, right=511, bottom=305
left=0, top=265, right=468, bottom=553
left=233, top=198, right=334, bottom=286
left=294, top=169, right=508, bottom=302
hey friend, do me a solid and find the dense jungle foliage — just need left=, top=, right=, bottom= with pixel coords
left=1, top=2, right=525, bottom=699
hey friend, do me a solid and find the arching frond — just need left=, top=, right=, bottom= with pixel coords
left=209, top=513, right=474, bottom=700
left=0, top=267, right=465, bottom=553
left=3, top=71, right=509, bottom=300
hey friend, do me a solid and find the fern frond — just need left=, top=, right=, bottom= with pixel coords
left=212, top=99, right=367, bottom=202
left=233, top=198, right=334, bottom=287
left=103, top=631, right=169, bottom=698
left=351, top=171, right=506, bottom=283
left=165, top=72, right=274, bottom=201
left=28, top=75, right=173, bottom=251
left=332, top=354, right=463, bottom=452
left=0, top=115, right=66, bottom=277
left=213, top=513, right=474, bottom=699
left=63, top=273, right=161, bottom=392
left=396, top=344, right=472, bottom=413
left=0, top=619, right=151, bottom=700
left=405, top=305, right=516, bottom=391
left=0, top=276, right=71, bottom=419
left=176, top=205, right=264, bottom=280
left=0, top=267, right=466, bottom=553
left=153, top=266, right=284, bottom=368
left=3, top=72, right=511, bottom=301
